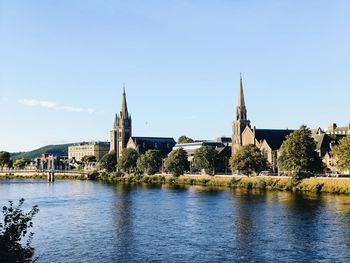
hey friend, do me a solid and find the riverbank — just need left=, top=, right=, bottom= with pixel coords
left=2, top=172, right=350, bottom=194
left=98, top=173, right=350, bottom=194
left=0, top=173, right=86, bottom=180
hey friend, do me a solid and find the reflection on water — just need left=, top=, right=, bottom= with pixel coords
left=0, top=180, right=350, bottom=262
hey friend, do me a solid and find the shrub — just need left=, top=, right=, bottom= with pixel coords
left=0, top=199, right=39, bottom=262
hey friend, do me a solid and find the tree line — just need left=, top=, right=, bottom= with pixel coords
left=2, top=126, right=350, bottom=177
left=99, top=126, right=350, bottom=178
left=99, top=145, right=227, bottom=177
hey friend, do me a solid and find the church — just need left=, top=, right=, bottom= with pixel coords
left=231, top=76, right=294, bottom=172
left=109, top=87, right=175, bottom=160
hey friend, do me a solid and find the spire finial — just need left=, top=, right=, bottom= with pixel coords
left=123, top=83, right=126, bottom=94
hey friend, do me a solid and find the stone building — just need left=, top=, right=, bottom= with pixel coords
left=326, top=123, right=350, bottom=137
left=230, top=76, right=347, bottom=173
left=110, top=87, right=176, bottom=159
left=68, top=142, right=110, bottom=161
left=110, top=87, right=132, bottom=159
left=127, top=137, right=176, bottom=157
left=231, top=75, right=293, bottom=172
left=241, top=127, right=294, bottom=172
left=232, top=75, right=250, bottom=156
left=29, top=154, right=69, bottom=170
left=173, top=140, right=231, bottom=173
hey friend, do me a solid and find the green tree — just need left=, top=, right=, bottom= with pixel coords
left=0, top=151, right=11, bottom=171
left=13, top=159, right=26, bottom=170
left=164, top=148, right=189, bottom=176
left=278, top=125, right=324, bottom=176
left=117, top=148, right=139, bottom=173
left=177, top=136, right=194, bottom=144
left=192, top=146, right=219, bottom=175
left=137, top=150, right=162, bottom=175
left=332, top=135, right=350, bottom=173
left=99, top=152, right=117, bottom=173
left=0, top=199, right=39, bottom=262
left=81, top=155, right=97, bottom=163
left=230, top=144, right=268, bottom=176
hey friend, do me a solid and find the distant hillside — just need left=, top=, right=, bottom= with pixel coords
left=11, top=143, right=81, bottom=160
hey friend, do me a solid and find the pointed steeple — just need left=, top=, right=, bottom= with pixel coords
left=121, top=84, right=128, bottom=118
left=237, top=73, right=245, bottom=107
left=236, top=73, right=247, bottom=121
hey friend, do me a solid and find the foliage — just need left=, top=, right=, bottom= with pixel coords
left=0, top=198, right=39, bottom=262
left=0, top=151, right=11, bottom=170
left=230, top=144, right=268, bottom=176
left=177, top=136, right=194, bottom=144
left=164, top=148, right=189, bottom=176
left=99, top=152, right=117, bottom=173
left=10, top=143, right=78, bottom=160
left=192, top=146, right=219, bottom=175
left=332, top=135, right=350, bottom=173
left=137, top=150, right=162, bottom=175
left=81, top=155, right=97, bottom=163
left=277, top=125, right=324, bottom=176
left=13, top=159, right=26, bottom=170
left=117, top=148, right=139, bottom=173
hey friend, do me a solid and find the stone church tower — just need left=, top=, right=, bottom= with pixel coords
left=110, top=87, right=132, bottom=159
left=232, top=75, right=250, bottom=156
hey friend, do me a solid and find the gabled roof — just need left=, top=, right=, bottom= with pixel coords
left=131, top=137, right=175, bottom=143
left=255, top=129, right=294, bottom=150
left=311, top=127, right=324, bottom=135
left=129, top=137, right=176, bottom=155
left=312, top=133, right=332, bottom=152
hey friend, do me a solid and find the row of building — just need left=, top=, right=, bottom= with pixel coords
left=66, top=79, right=349, bottom=174
left=231, top=76, right=349, bottom=173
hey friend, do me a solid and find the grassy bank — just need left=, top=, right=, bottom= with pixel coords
left=98, top=173, right=350, bottom=194
left=2, top=172, right=350, bottom=194
left=0, top=173, right=86, bottom=180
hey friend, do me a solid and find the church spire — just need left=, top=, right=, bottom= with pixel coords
left=237, top=73, right=245, bottom=108
left=232, top=74, right=250, bottom=156
left=236, top=74, right=247, bottom=121
left=121, top=84, right=128, bottom=118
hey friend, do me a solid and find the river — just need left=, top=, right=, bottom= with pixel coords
left=1, top=179, right=350, bottom=262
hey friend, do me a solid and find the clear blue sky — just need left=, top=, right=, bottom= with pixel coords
left=1, top=0, right=349, bottom=152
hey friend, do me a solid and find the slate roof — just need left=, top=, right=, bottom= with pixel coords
left=311, top=133, right=333, bottom=154
left=129, top=137, right=176, bottom=156
left=255, top=129, right=294, bottom=150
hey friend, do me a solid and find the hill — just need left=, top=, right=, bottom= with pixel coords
left=11, top=143, right=81, bottom=160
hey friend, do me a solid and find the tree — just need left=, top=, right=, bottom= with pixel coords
left=230, top=144, right=268, bottom=176
left=0, top=151, right=11, bottom=171
left=332, top=135, right=350, bottom=173
left=81, top=155, right=97, bottom=163
left=277, top=125, right=324, bottom=176
left=0, top=199, right=39, bottom=262
left=137, top=150, right=162, bottom=175
left=13, top=159, right=26, bottom=170
left=192, top=146, right=219, bottom=175
left=164, top=148, right=189, bottom=176
left=177, top=136, right=194, bottom=144
left=117, top=148, right=139, bottom=173
left=99, top=152, right=117, bottom=173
